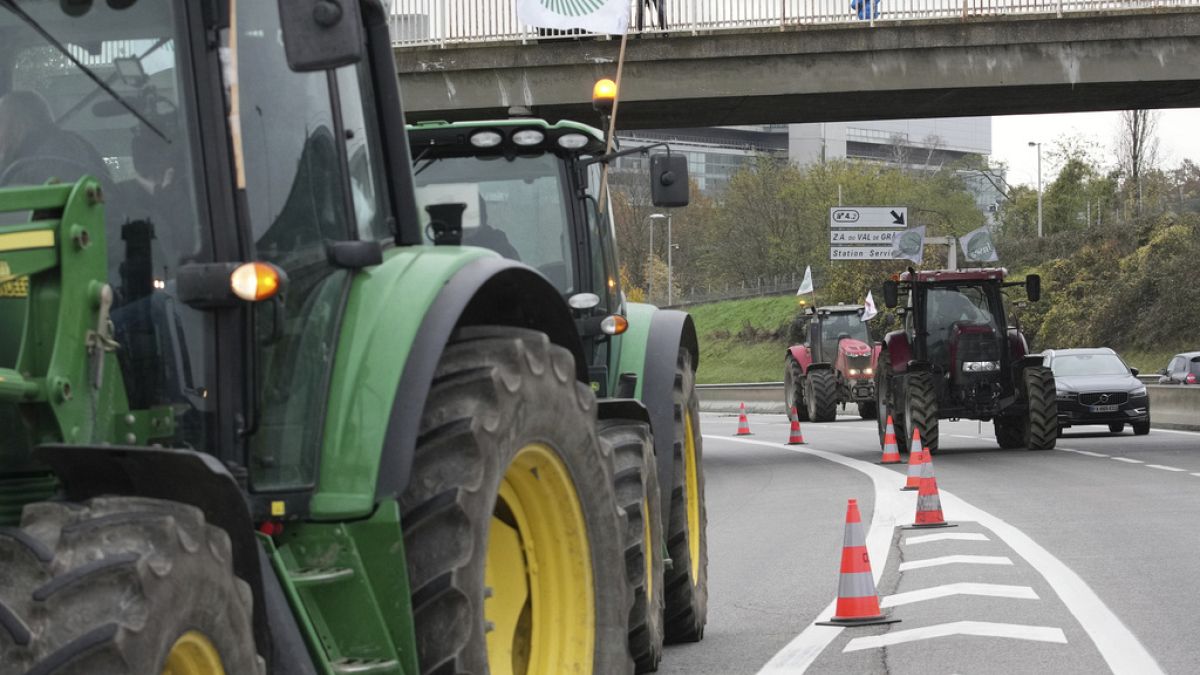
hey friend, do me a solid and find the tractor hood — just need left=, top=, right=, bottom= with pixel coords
left=838, top=339, right=873, bottom=357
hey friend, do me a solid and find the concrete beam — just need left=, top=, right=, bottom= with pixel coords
left=395, top=11, right=1200, bottom=128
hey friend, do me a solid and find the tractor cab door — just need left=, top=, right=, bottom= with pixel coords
left=807, top=315, right=824, bottom=363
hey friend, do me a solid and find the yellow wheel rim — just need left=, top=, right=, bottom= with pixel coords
left=643, top=497, right=654, bottom=602
left=485, top=443, right=594, bottom=675
left=161, top=631, right=226, bottom=675
left=683, top=409, right=702, bottom=582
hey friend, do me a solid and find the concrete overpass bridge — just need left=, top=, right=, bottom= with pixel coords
left=388, top=0, right=1200, bottom=128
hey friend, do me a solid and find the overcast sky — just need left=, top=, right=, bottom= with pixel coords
left=992, top=108, right=1200, bottom=189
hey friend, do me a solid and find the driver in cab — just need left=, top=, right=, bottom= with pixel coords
left=0, top=90, right=107, bottom=185
left=926, top=289, right=991, bottom=365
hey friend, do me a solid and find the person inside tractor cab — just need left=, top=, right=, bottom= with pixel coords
left=0, top=89, right=108, bottom=186
left=818, top=312, right=869, bottom=357
left=925, top=287, right=997, bottom=365
left=465, top=195, right=520, bottom=261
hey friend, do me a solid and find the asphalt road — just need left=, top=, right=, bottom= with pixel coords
left=661, top=412, right=1200, bottom=675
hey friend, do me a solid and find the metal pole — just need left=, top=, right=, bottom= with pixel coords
left=1036, top=144, right=1043, bottom=238
left=648, top=218, right=654, bottom=303
left=667, top=214, right=673, bottom=306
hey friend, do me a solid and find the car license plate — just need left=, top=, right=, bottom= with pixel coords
left=1089, top=404, right=1119, bottom=413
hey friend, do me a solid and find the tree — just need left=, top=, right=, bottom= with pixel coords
left=1115, top=110, right=1161, bottom=216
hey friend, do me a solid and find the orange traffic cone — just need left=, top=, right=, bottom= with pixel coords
left=735, top=402, right=753, bottom=436
left=787, top=407, right=806, bottom=445
left=909, top=456, right=955, bottom=529
left=880, top=416, right=901, bottom=464
left=900, top=428, right=928, bottom=491
left=816, top=499, right=899, bottom=627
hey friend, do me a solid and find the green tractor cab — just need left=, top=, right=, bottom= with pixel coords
left=408, top=114, right=710, bottom=670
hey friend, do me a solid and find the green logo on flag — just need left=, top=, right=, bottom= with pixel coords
left=539, top=0, right=606, bottom=16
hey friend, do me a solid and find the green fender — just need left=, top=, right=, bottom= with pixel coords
left=311, top=246, right=586, bottom=520
left=615, top=301, right=699, bottom=524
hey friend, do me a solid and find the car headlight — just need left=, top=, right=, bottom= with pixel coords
left=1056, top=390, right=1077, bottom=401
left=962, top=361, right=1000, bottom=372
left=1131, top=387, right=1148, bottom=397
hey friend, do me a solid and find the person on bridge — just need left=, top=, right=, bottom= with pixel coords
left=850, top=0, right=881, bottom=20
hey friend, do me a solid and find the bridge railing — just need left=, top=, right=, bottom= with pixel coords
left=389, top=0, right=1200, bottom=47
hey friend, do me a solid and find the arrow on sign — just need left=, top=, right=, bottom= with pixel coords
left=891, top=210, right=905, bottom=226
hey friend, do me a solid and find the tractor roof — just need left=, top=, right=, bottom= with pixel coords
left=814, top=304, right=864, bottom=315
left=899, top=268, right=1007, bottom=283
left=407, top=118, right=608, bottom=155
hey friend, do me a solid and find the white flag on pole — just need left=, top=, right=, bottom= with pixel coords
left=960, top=225, right=1000, bottom=262
left=796, top=266, right=814, bottom=296
left=862, top=291, right=878, bottom=321
left=517, top=0, right=631, bottom=35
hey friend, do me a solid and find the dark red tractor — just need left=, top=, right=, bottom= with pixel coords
left=785, top=304, right=880, bottom=422
left=874, top=268, right=1057, bottom=453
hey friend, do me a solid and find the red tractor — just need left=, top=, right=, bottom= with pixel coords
left=875, top=268, right=1057, bottom=453
left=785, top=304, right=880, bottom=422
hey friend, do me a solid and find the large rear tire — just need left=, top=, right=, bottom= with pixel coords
left=663, top=349, right=708, bottom=644
left=875, top=352, right=908, bottom=453
left=0, top=497, right=261, bottom=675
left=784, top=358, right=808, bottom=422
left=400, top=326, right=632, bottom=675
left=599, top=419, right=665, bottom=673
left=1024, top=366, right=1058, bottom=450
left=903, top=371, right=940, bottom=454
left=805, top=369, right=838, bottom=423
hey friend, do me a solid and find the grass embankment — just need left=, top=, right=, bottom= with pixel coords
left=687, top=295, right=801, bottom=384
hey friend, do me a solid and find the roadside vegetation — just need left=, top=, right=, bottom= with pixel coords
left=618, top=111, right=1198, bottom=382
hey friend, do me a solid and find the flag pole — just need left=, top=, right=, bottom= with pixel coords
left=597, top=26, right=630, bottom=216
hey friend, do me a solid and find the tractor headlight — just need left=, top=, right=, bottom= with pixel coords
left=469, top=130, right=503, bottom=148
left=558, top=133, right=590, bottom=150
left=848, top=368, right=860, bottom=376
left=864, top=368, right=873, bottom=375
left=512, top=129, right=545, bottom=146
left=962, top=361, right=1000, bottom=373
left=1131, top=386, right=1148, bottom=397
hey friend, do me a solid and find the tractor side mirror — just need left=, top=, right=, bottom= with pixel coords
left=882, top=280, right=899, bottom=308
left=1026, top=274, right=1042, bottom=302
left=278, top=0, right=365, bottom=72
left=650, top=154, right=689, bottom=208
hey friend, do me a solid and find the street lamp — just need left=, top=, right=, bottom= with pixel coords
left=648, top=213, right=667, bottom=303
left=1028, top=141, right=1042, bottom=238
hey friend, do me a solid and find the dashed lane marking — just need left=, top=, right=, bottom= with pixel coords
left=905, top=532, right=990, bottom=545
left=842, top=621, right=1068, bottom=653
left=880, top=583, right=1039, bottom=608
left=1058, top=448, right=1110, bottom=458
left=1112, top=457, right=1144, bottom=464
left=1146, top=464, right=1186, bottom=472
left=1191, top=473, right=1200, bottom=478
left=710, top=434, right=1165, bottom=675
left=897, top=555, right=1014, bottom=572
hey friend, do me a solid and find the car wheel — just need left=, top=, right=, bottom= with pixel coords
left=1108, top=423, right=1125, bottom=433
left=1133, top=420, right=1151, bottom=436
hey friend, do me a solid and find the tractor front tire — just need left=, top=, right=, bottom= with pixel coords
left=857, top=401, right=878, bottom=420
left=663, top=349, right=708, bottom=644
left=784, top=358, right=808, bottom=422
left=0, top=497, right=261, bottom=675
left=903, top=371, right=940, bottom=454
left=1024, top=366, right=1058, bottom=450
left=599, top=419, right=665, bottom=673
left=806, top=369, right=838, bottom=423
left=400, top=326, right=631, bottom=675
left=994, top=416, right=1025, bottom=449
left=875, top=353, right=908, bottom=453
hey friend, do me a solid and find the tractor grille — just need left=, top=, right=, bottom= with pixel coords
left=1079, top=392, right=1129, bottom=406
left=846, top=354, right=871, bottom=373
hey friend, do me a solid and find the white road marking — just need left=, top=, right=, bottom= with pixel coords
left=1060, top=448, right=1110, bottom=458
left=1190, top=473, right=1200, bottom=478
left=842, top=621, right=1068, bottom=653
left=881, top=582, right=1038, bottom=608
left=708, top=434, right=1164, bottom=675
left=898, top=555, right=1013, bottom=571
left=1146, top=464, right=1187, bottom=472
left=1148, top=427, right=1200, bottom=437
left=905, top=532, right=990, bottom=545
left=948, top=434, right=983, bottom=440
left=1112, top=457, right=1144, bottom=464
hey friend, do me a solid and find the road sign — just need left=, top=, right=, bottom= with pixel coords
left=830, top=230, right=897, bottom=244
left=829, top=207, right=908, bottom=228
left=830, top=246, right=895, bottom=260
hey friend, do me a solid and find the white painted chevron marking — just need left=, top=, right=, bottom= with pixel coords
left=898, top=555, right=1012, bottom=571
left=881, top=582, right=1038, bottom=608
left=905, top=532, right=990, bottom=545
left=844, top=621, right=1067, bottom=652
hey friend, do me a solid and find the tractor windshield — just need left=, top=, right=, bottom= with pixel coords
left=414, top=153, right=577, bottom=292
left=923, top=286, right=1001, bottom=363
left=0, top=1, right=213, bottom=449
left=819, top=313, right=870, bottom=355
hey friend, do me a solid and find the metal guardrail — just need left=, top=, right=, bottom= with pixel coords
left=696, top=382, right=1200, bottom=430
left=388, top=0, right=1200, bottom=47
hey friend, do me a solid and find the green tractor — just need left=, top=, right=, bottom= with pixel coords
left=0, top=2, right=665, bottom=674
left=406, top=114, right=709, bottom=672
